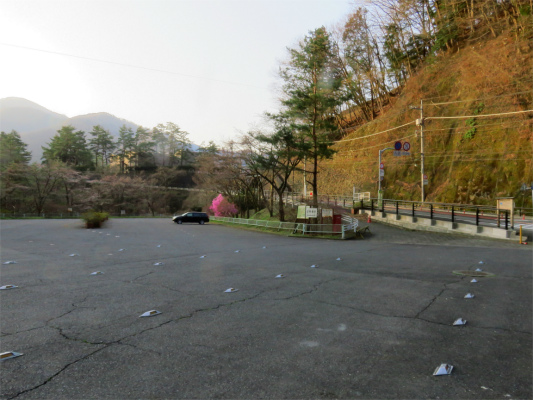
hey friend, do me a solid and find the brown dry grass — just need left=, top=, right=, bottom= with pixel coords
left=318, top=30, right=533, bottom=206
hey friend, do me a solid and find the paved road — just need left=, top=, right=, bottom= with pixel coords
left=1, top=219, right=531, bottom=399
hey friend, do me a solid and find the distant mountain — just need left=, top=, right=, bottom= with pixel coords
left=0, top=97, right=68, bottom=134
left=0, top=97, right=199, bottom=162
left=0, top=98, right=143, bottom=162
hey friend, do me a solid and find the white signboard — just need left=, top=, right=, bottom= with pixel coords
left=379, top=169, right=385, bottom=176
left=394, top=150, right=410, bottom=156
left=322, top=209, right=333, bottom=218
left=306, top=207, right=318, bottom=218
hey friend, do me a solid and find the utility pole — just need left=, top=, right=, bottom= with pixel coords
left=419, top=99, right=425, bottom=203
left=410, top=101, right=425, bottom=202
left=303, top=156, right=307, bottom=199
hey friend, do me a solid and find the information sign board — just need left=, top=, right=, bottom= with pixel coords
left=297, top=205, right=307, bottom=219
left=306, top=207, right=318, bottom=218
left=379, top=169, right=385, bottom=176
left=322, top=208, right=333, bottom=218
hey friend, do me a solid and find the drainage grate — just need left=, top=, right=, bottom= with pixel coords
left=452, top=270, right=495, bottom=277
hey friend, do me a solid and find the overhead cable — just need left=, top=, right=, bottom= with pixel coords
left=425, top=109, right=533, bottom=120
left=333, top=120, right=415, bottom=143
left=0, top=42, right=264, bottom=90
left=425, top=91, right=533, bottom=106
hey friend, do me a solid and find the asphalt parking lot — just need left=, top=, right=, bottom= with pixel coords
left=1, top=218, right=531, bottom=399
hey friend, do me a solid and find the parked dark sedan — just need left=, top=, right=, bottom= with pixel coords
left=172, top=212, right=210, bottom=224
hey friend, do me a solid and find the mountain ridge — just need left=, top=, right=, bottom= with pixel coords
left=0, top=98, right=140, bottom=162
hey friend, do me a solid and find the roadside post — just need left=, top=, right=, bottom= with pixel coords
left=378, top=147, right=394, bottom=207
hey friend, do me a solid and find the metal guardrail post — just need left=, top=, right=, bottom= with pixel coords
left=412, top=203, right=415, bottom=217
left=451, top=206, right=455, bottom=223
left=381, top=200, right=385, bottom=213
left=430, top=204, right=433, bottom=219
left=370, top=199, right=373, bottom=212
left=476, top=208, right=479, bottom=226
left=396, top=201, right=399, bottom=215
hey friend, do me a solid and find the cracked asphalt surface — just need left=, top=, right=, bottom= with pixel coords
left=1, top=218, right=531, bottom=399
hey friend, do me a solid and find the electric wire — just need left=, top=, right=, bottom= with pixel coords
left=333, top=120, right=416, bottom=143
left=425, top=109, right=533, bottom=120
left=321, top=157, right=529, bottom=168
left=421, top=78, right=533, bottom=101
left=0, top=42, right=265, bottom=90
left=425, top=90, right=533, bottom=106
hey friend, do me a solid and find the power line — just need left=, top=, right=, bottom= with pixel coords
left=321, top=157, right=529, bottom=168
left=333, top=109, right=530, bottom=148
left=423, top=120, right=530, bottom=132
left=426, top=109, right=533, bottom=120
left=333, top=134, right=417, bottom=153
left=333, top=120, right=415, bottom=143
left=0, top=42, right=266, bottom=90
left=425, top=90, right=533, bottom=106
left=421, top=78, right=533, bottom=101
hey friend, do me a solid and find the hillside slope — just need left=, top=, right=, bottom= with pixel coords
left=319, top=31, right=533, bottom=207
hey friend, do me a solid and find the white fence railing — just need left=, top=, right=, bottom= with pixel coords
left=210, top=216, right=357, bottom=238
left=341, top=216, right=359, bottom=234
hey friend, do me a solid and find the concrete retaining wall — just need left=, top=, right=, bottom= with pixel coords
left=362, top=210, right=520, bottom=241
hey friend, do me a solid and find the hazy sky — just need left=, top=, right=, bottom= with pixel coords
left=0, top=0, right=361, bottom=146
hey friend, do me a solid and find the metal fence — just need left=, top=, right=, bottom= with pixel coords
left=359, top=199, right=515, bottom=230
left=210, top=216, right=357, bottom=238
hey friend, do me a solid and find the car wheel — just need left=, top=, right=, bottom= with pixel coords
left=177, top=220, right=183, bottom=224
left=199, top=220, right=205, bottom=225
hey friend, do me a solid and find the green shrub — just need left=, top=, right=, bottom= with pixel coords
left=81, top=211, right=109, bottom=228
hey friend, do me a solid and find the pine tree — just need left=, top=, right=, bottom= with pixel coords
left=42, top=125, right=93, bottom=170
left=280, top=27, right=343, bottom=207
left=115, top=125, right=135, bottom=173
left=0, top=130, right=32, bottom=170
left=88, top=125, right=115, bottom=168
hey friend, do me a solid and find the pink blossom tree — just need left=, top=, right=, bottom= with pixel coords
left=209, top=194, right=238, bottom=216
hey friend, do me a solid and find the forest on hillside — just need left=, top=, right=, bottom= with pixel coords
left=1, top=0, right=532, bottom=217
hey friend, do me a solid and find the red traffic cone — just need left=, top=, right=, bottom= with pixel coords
left=367, top=214, right=372, bottom=223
